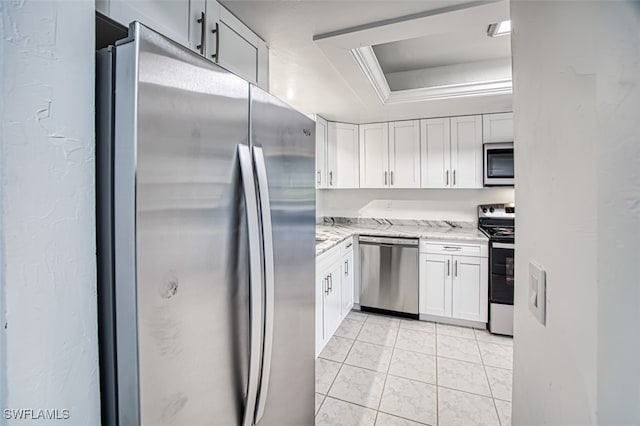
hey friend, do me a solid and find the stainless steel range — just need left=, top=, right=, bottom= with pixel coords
left=478, top=204, right=515, bottom=336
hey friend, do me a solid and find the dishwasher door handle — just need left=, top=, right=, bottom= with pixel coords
left=359, top=236, right=419, bottom=246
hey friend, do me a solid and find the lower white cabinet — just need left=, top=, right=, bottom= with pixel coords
left=316, top=237, right=355, bottom=356
left=341, top=249, right=355, bottom=315
left=419, top=240, right=488, bottom=323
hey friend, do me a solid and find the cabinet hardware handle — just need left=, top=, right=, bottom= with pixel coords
left=317, top=171, right=321, bottom=184
left=447, top=259, right=450, bottom=276
left=328, top=274, right=332, bottom=292
left=346, top=243, right=352, bottom=248
left=345, top=260, right=348, bottom=274
left=211, top=22, right=219, bottom=62
left=384, top=171, right=388, bottom=186
left=453, top=170, right=456, bottom=186
left=454, top=260, right=458, bottom=277
left=324, top=277, right=328, bottom=295
left=443, top=246, right=462, bottom=250
left=391, top=171, right=394, bottom=186
left=329, top=171, right=333, bottom=186
left=196, top=11, right=205, bottom=54
left=446, top=170, right=449, bottom=186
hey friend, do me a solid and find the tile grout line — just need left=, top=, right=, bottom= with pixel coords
left=321, top=312, right=512, bottom=425
left=375, top=319, right=400, bottom=415
left=476, top=329, right=503, bottom=426
left=376, top=408, right=431, bottom=426
left=317, top=321, right=358, bottom=419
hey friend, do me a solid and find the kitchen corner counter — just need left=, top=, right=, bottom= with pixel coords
left=316, top=218, right=488, bottom=256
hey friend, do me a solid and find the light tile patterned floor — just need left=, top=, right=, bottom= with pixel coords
left=315, top=311, right=513, bottom=426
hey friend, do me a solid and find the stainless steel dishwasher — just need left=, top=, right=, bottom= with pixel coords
left=359, top=236, right=419, bottom=316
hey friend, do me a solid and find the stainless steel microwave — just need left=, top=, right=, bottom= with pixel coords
left=484, top=142, right=514, bottom=186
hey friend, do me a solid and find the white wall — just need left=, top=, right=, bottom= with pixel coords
left=317, top=188, right=514, bottom=222
left=511, top=1, right=640, bottom=425
left=0, top=1, right=100, bottom=424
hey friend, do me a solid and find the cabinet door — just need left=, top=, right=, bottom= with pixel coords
left=451, top=256, right=487, bottom=322
left=105, top=0, right=192, bottom=47
left=323, top=264, right=343, bottom=338
left=341, top=251, right=355, bottom=316
left=420, top=118, right=451, bottom=188
left=315, top=116, right=328, bottom=189
left=420, top=253, right=452, bottom=317
left=359, top=123, right=389, bottom=188
left=450, top=115, right=483, bottom=189
left=327, top=122, right=359, bottom=188
left=389, top=120, right=421, bottom=188
left=483, top=112, right=513, bottom=143
left=218, top=7, right=258, bottom=83
left=316, top=272, right=326, bottom=356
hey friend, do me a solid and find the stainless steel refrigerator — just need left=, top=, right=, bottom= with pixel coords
left=96, top=22, right=315, bottom=426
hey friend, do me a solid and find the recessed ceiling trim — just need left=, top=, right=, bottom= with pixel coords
left=352, top=46, right=512, bottom=104
left=350, top=46, right=390, bottom=103
left=386, top=79, right=512, bottom=104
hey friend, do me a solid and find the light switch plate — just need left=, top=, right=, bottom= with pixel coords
left=529, top=261, right=546, bottom=325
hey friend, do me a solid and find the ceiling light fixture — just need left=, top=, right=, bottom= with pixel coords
left=487, top=20, right=511, bottom=37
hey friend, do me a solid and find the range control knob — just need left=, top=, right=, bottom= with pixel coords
left=489, top=207, right=495, bottom=213
left=482, top=208, right=488, bottom=213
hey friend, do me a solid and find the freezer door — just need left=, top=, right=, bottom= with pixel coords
left=249, top=86, right=316, bottom=425
left=112, top=23, right=252, bottom=425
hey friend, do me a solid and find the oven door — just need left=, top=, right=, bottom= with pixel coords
left=484, top=142, right=514, bottom=186
left=490, top=242, right=515, bottom=305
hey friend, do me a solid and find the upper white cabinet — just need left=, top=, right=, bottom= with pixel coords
left=359, top=120, right=420, bottom=188
left=327, top=122, right=359, bottom=188
left=483, top=112, right=514, bottom=143
left=97, top=0, right=196, bottom=46
left=98, top=0, right=269, bottom=90
left=315, top=116, right=328, bottom=189
left=317, top=112, right=510, bottom=190
left=421, top=118, right=451, bottom=188
left=208, top=3, right=268, bottom=88
left=450, top=115, right=483, bottom=188
left=421, top=116, right=483, bottom=189
left=359, top=123, right=389, bottom=188
left=389, top=121, right=421, bottom=188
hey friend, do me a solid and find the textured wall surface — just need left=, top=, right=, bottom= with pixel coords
left=0, top=1, right=100, bottom=424
left=511, top=1, right=640, bottom=425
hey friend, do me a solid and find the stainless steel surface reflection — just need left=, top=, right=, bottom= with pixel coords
left=250, top=86, right=315, bottom=425
left=359, top=236, right=419, bottom=315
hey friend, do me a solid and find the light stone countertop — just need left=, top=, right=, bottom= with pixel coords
left=316, top=218, right=488, bottom=256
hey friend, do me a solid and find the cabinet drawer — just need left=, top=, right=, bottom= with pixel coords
left=420, top=240, right=486, bottom=257
left=340, top=237, right=355, bottom=256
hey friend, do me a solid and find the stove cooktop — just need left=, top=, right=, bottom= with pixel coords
left=479, top=226, right=515, bottom=243
left=477, top=203, right=515, bottom=243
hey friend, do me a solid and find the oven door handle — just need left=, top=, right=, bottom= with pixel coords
left=493, top=242, right=514, bottom=249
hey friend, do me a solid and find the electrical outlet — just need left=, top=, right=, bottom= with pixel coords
left=529, top=261, right=546, bottom=325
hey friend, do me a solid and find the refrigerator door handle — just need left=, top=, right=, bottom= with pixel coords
left=238, top=144, right=264, bottom=426
left=253, top=146, right=275, bottom=424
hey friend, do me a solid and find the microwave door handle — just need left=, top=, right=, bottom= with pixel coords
left=253, top=146, right=275, bottom=424
left=238, top=145, right=264, bottom=426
